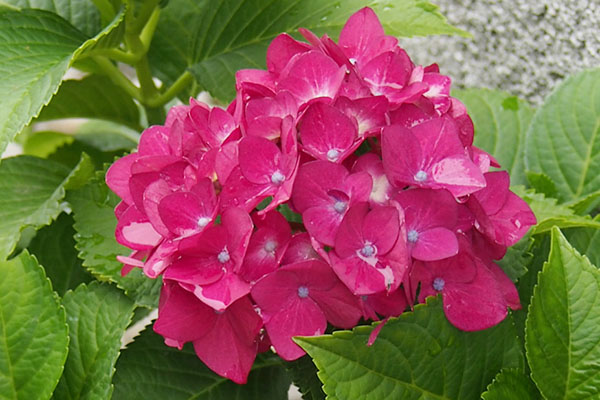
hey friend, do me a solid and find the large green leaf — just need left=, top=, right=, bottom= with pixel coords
left=150, top=0, right=467, bottom=102
left=525, top=68, right=600, bottom=202
left=0, top=4, right=127, bottom=157
left=453, top=89, right=535, bottom=186
left=296, top=297, right=522, bottom=400
left=564, top=219, right=600, bottom=268
left=0, top=155, right=78, bottom=259
left=67, top=170, right=161, bottom=308
left=0, top=251, right=69, bottom=400
left=53, top=282, right=135, bottom=400
left=112, top=326, right=291, bottom=399
left=512, top=186, right=600, bottom=234
left=525, top=227, right=600, bottom=399
left=36, top=76, right=141, bottom=129
left=481, top=369, right=540, bottom=400
left=27, top=213, right=93, bottom=296
left=4, top=0, right=101, bottom=36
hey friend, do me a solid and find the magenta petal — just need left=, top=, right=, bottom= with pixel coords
left=115, top=205, right=162, bottom=250
left=163, top=256, right=225, bottom=286
left=222, top=207, right=254, bottom=269
left=334, top=202, right=369, bottom=259
left=138, top=126, right=171, bottom=156
left=143, top=239, right=177, bottom=278
left=106, top=153, right=138, bottom=205
left=142, top=179, right=172, bottom=237
left=266, top=33, right=311, bottom=73
left=381, top=125, right=423, bottom=188
left=411, top=227, right=459, bottom=261
left=192, top=296, right=262, bottom=384
left=486, top=261, right=521, bottom=310
left=395, top=188, right=458, bottom=231
left=361, top=51, right=412, bottom=98
left=475, top=171, right=510, bottom=215
left=300, top=102, right=358, bottom=163
left=339, top=7, right=389, bottom=65
left=251, top=268, right=300, bottom=314
left=431, top=156, right=486, bottom=197
left=335, top=96, right=388, bottom=137
left=303, top=205, right=345, bottom=246
left=192, top=272, right=252, bottom=311
left=238, top=136, right=282, bottom=184
left=329, top=253, right=387, bottom=295
left=158, top=192, right=215, bottom=238
left=488, top=192, right=537, bottom=246
left=154, top=281, right=216, bottom=343
left=264, top=297, right=326, bottom=361
left=292, top=161, right=349, bottom=212
left=310, top=283, right=361, bottom=329
left=281, top=233, right=321, bottom=264
left=279, top=51, right=346, bottom=104
left=362, top=206, right=400, bottom=255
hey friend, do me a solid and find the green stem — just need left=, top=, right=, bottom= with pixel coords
left=129, top=0, right=161, bottom=34
left=139, top=8, right=161, bottom=50
left=146, top=71, right=194, bottom=108
left=89, top=48, right=139, bottom=64
left=92, top=57, right=143, bottom=102
left=90, top=0, right=116, bottom=25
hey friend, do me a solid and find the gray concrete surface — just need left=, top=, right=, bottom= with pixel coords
left=401, top=0, right=599, bottom=105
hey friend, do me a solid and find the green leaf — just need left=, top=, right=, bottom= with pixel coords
left=525, top=68, right=600, bottom=202
left=525, top=171, right=558, bottom=199
left=74, top=120, right=139, bottom=152
left=496, top=233, right=534, bottom=282
left=0, top=4, right=127, bottom=157
left=67, top=170, right=161, bottom=308
left=3, top=0, right=101, bottom=37
left=112, top=326, right=291, bottom=399
left=0, top=8, right=86, bottom=157
left=512, top=186, right=600, bottom=234
left=565, top=189, right=600, bottom=215
left=452, top=89, right=534, bottom=185
left=0, top=251, right=69, bottom=400
left=0, top=155, right=76, bottom=259
left=481, top=368, right=541, bottom=400
left=525, top=227, right=600, bottom=400
left=53, top=282, right=135, bottom=400
left=22, top=131, right=74, bottom=158
left=151, top=0, right=466, bottom=102
left=36, top=76, right=141, bottom=129
left=564, top=218, right=600, bottom=271
left=296, top=296, right=522, bottom=400
left=27, top=213, right=93, bottom=296
left=284, top=355, right=326, bottom=400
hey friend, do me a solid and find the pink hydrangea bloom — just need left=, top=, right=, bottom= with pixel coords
left=106, top=6, right=537, bottom=383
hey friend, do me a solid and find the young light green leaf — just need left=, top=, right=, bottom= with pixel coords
left=453, top=89, right=535, bottom=186
left=0, top=251, right=69, bottom=400
left=512, top=186, right=600, bottom=234
left=525, top=227, right=600, bottom=400
left=525, top=68, right=600, bottom=202
left=67, top=170, right=161, bottom=308
left=481, top=368, right=540, bottom=400
left=564, top=219, right=600, bottom=270
left=296, top=296, right=522, bottom=400
left=27, top=213, right=93, bottom=296
left=151, top=0, right=466, bottom=102
left=22, top=131, right=74, bottom=158
left=36, top=76, right=141, bottom=130
left=525, top=171, right=558, bottom=199
left=565, top=189, right=600, bottom=216
left=0, top=5, right=127, bottom=157
left=0, top=155, right=77, bottom=259
left=53, top=282, right=135, bottom=400
left=112, top=326, right=291, bottom=400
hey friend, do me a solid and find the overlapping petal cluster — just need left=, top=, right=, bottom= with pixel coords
left=106, top=7, right=536, bottom=383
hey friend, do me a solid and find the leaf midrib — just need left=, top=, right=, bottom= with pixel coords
left=574, top=117, right=600, bottom=198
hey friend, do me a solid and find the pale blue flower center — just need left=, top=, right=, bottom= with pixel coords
left=327, top=149, right=340, bottom=161
left=361, top=243, right=376, bottom=257
left=197, top=216, right=210, bottom=228
left=414, top=170, right=428, bottom=182
left=298, top=286, right=309, bottom=298
left=407, top=229, right=419, bottom=243
left=271, top=171, right=285, bottom=185
left=264, top=240, right=277, bottom=253
left=433, top=277, right=445, bottom=291
left=333, top=200, right=347, bottom=213
left=217, top=249, right=230, bottom=264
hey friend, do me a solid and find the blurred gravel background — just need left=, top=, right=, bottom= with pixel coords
left=401, top=0, right=600, bottom=105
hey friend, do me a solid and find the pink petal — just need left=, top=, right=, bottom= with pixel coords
left=362, top=206, right=400, bottom=255
left=138, top=126, right=171, bottom=156
left=238, top=136, right=282, bottom=184
left=303, top=205, right=346, bottom=246
left=143, top=239, right=178, bottom=278
left=488, top=192, right=537, bottom=246
left=300, top=102, right=358, bottom=163
left=192, top=296, right=262, bottom=384
left=267, top=33, right=311, bottom=73
left=381, top=125, right=423, bottom=188
left=115, top=205, right=162, bottom=250
left=334, top=202, right=369, bottom=259
left=329, top=253, right=389, bottom=295
left=361, top=51, right=412, bottom=99
left=264, top=297, right=326, bottom=361
left=220, top=167, right=274, bottom=212
left=163, top=256, right=225, bottom=286
left=394, top=188, right=458, bottom=230
left=335, top=96, right=388, bottom=137
left=142, top=179, right=174, bottom=237
left=431, top=156, right=486, bottom=197
left=106, top=153, right=138, bottom=205
left=281, top=233, right=321, bottom=265
left=191, top=272, right=252, bottom=311
left=411, top=227, right=459, bottom=261
left=485, top=261, right=521, bottom=310
left=339, top=7, right=390, bottom=66
left=278, top=51, right=346, bottom=105
left=292, top=161, right=349, bottom=212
